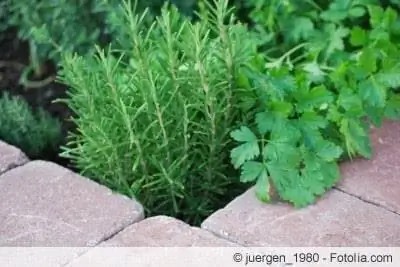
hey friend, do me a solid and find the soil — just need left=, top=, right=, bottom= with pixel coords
left=0, top=28, right=75, bottom=170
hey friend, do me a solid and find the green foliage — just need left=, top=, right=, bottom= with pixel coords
left=229, top=0, right=400, bottom=207
left=58, top=0, right=258, bottom=225
left=0, top=0, right=9, bottom=31
left=1, top=0, right=105, bottom=77
left=1, top=0, right=197, bottom=78
left=0, top=92, right=62, bottom=158
left=5, top=0, right=397, bottom=219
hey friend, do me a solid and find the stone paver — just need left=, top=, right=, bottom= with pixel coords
left=337, top=120, right=400, bottom=215
left=65, top=216, right=237, bottom=267
left=0, top=160, right=144, bottom=246
left=0, top=141, right=28, bottom=175
left=201, top=188, right=400, bottom=246
left=100, top=215, right=238, bottom=246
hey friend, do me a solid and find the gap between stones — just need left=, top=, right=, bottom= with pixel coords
left=334, top=187, right=400, bottom=217
left=0, top=160, right=29, bottom=176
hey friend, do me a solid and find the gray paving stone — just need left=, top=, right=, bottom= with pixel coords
left=337, top=120, right=400, bottom=214
left=0, top=140, right=28, bottom=175
left=0, top=160, right=144, bottom=246
left=66, top=217, right=238, bottom=267
left=100, top=215, right=238, bottom=246
left=201, top=188, right=400, bottom=246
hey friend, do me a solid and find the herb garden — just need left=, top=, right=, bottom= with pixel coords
left=0, top=0, right=399, bottom=226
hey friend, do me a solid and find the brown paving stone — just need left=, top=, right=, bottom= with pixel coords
left=100, top=215, right=238, bottom=246
left=201, top=188, right=400, bottom=246
left=337, top=120, right=400, bottom=215
left=0, top=160, right=144, bottom=246
left=0, top=141, right=28, bottom=175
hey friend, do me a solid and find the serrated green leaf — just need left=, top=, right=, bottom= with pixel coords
left=254, top=170, right=270, bottom=202
left=267, top=72, right=297, bottom=98
left=296, top=84, right=334, bottom=111
left=302, top=62, right=327, bottom=83
left=298, top=111, right=328, bottom=130
left=368, top=5, right=385, bottom=27
left=369, top=28, right=390, bottom=41
left=339, top=118, right=372, bottom=158
left=264, top=142, right=301, bottom=166
left=315, top=139, right=343, bottom=162
left=358, top=47, right=377, bottom=73
left=301, top=128, right=324, bottom=151
left=303, top=153, right=339, bottom=191
left=324, top=24, right=350, bottom=56
left=349, top=6, right=366, bottom=17
left=267, top=162, right=299, bottom=191
left=301, top=155, right=340, bottom=193
left=268, top=101, right=293, bottom=117
left=230, top=127, right=260, bottom=169
left=230, top=126, right=258, bottom=142
left=350, top=26, right=368, bottom=46
left=300, top=168, right=326, bottom=195
left=231, top=143, right=260, bottom=169
left=320, top=10, right=348, bottom=22
left=365, top=106, right=385, bottom=127
left=282, top=186, right=316, bottom=208
left=238, top=96, right=257, bottom=112
left=236, top=71, right=251, bottom=89
left=320, top=161, right=341, bottom=185
left=384, top=94, right=400, bottom=120
left=327, top=105, right=343, bottom=123
left=337, top=88, right=364, bottom=116
left=376, top=71, right=400, bottom=88
left=269, top=119, right=302, bottom=144
left=358, top=76, right=387, bottom=108
left=255, top=111, right=275, bottom=135
left=382, top=7, right=398, bottom=29
left=286, top=16, right=314, bottom=42
left=240, top=161, right=266, bottom=183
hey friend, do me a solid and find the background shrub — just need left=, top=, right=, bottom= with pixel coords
left=0, top=0, right=199, bottom=79
left=1, top=0, right=105, bottom=78
left=0, top=92, right=62, bottom=158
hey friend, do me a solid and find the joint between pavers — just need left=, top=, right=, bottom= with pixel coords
left=60, top=218, right=145, bottom=267
left=334, top=187, right=400, bottom=217
left=0, top=160, right=29, bottom=177
left=200, top=226, right=246, bottom=247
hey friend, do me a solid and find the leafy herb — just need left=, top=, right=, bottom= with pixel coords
left=230, top=0, right=400, bottom=207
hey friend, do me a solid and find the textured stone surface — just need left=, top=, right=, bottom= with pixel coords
left=0, top=141, right=28, bottom=175
left=337, top=120, right=400, bottom=215
left=0, top=160, right=144, bottom=246
left=101, top=216, right=238, bottom=246
left=201, top=188, right=400, bottom=246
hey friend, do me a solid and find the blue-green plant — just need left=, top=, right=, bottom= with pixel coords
left=0, top=92, right=62, bottom=158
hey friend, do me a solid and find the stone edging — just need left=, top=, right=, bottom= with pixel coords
left=1, top=120, right=399, bottom=265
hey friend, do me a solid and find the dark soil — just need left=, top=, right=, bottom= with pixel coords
left=0, top=28, right=75, bottom=170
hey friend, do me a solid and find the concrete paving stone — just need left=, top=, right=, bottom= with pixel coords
left=201, top=188, right=400, bottom=246
left=0, top=140, right=29, bottom=175
left=100, top=215, right=238, bottom=246
left=65, top=216, right=238, bottom=267
left=0, top=160, right=144, bottom=246
left=337, top=120, right=400, bottom=214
